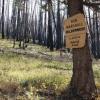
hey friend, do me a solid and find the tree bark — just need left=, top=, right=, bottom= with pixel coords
left=47, top=0, right=54, bottom=51
left=56, top=0, right=62, bottom=50
left=1, top=0, right=5, bottom=39
left=66, top=0, right=97, bottom=100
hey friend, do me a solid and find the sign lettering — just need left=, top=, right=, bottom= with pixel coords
left=64, top=13, right=87, bottom=48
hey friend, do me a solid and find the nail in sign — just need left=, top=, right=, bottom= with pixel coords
left=64, top=13, right=87, bottom=48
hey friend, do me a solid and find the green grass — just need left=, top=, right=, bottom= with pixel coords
left=0, top=39, right=60, bottom=56
left=0, top=52, right=72, bottom=99
left=0, top=53, right=100, bottom=96
left=0, top=53, right=72, bottom=93
left=0, top=38, right=100, bottom=99
left=93, top=64, right=100, bottom=85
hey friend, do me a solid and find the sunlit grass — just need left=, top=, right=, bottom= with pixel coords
left=0, top=39, right=61, bottom=56
left=0, top=53, right=72, bottom=93
left=0, top=38, right=99, bottom=99
left=0, top=39, right=14, bottom=48
left=0, top=52, right=100, bottom=90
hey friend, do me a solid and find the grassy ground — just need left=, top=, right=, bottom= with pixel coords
left=0, top=39, right=100, bottom=99
left=0, top=52, right=100, bottom=99
left=0, top=52, right=72, bottom=99
left=0, top=39, right=61, bottom=56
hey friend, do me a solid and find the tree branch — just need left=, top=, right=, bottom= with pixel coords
left=83, top=1, right=100, bottom=8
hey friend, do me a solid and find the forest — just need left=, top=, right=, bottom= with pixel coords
left=0, top=0, right=100, bottom=100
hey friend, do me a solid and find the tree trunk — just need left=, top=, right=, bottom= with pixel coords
left=56, top=0, right=62, bottom=50
left=66, top=0, right=97, bottom=100
left=1, top=0, right=5, bottom=39
left=47, top=0, right=54, bottom=51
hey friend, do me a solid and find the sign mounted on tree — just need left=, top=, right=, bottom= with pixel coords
left=64, top=13, right=87, bottom=48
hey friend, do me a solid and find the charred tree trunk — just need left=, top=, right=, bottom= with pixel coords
left=38, top=0, right=43, bottom=45
left=6, top=0, right=10, bottom=39
left=56, top=0, right=62, bottom=50
left=47, top=0, right=54, bottom=51
left=95, top=11, right=100, bottom=58
left=43, top=8, right=47, bottom=46
left=12, top=6, right=17, bottom=48
left=1, top=0, right=5, bottom=39
left=65, top=0, right=97, bottom=100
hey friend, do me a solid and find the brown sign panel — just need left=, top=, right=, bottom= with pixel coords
left=64, top=13, right=87, bottom=48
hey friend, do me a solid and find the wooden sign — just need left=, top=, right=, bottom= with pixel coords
left=64, top=13, right=87, bottom=48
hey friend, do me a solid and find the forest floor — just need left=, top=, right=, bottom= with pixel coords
left=0, top=39, right=99, bottom=100
left=0, top=39, right=72, bottom=62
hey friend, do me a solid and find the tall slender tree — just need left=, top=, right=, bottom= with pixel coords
left=56, top=0, right=62, bottom=49
left=1, top=0, right=5, bottom=39
left=47, top=0, right=54, bottom=51
left=6, top=0, right=10, bottom=39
